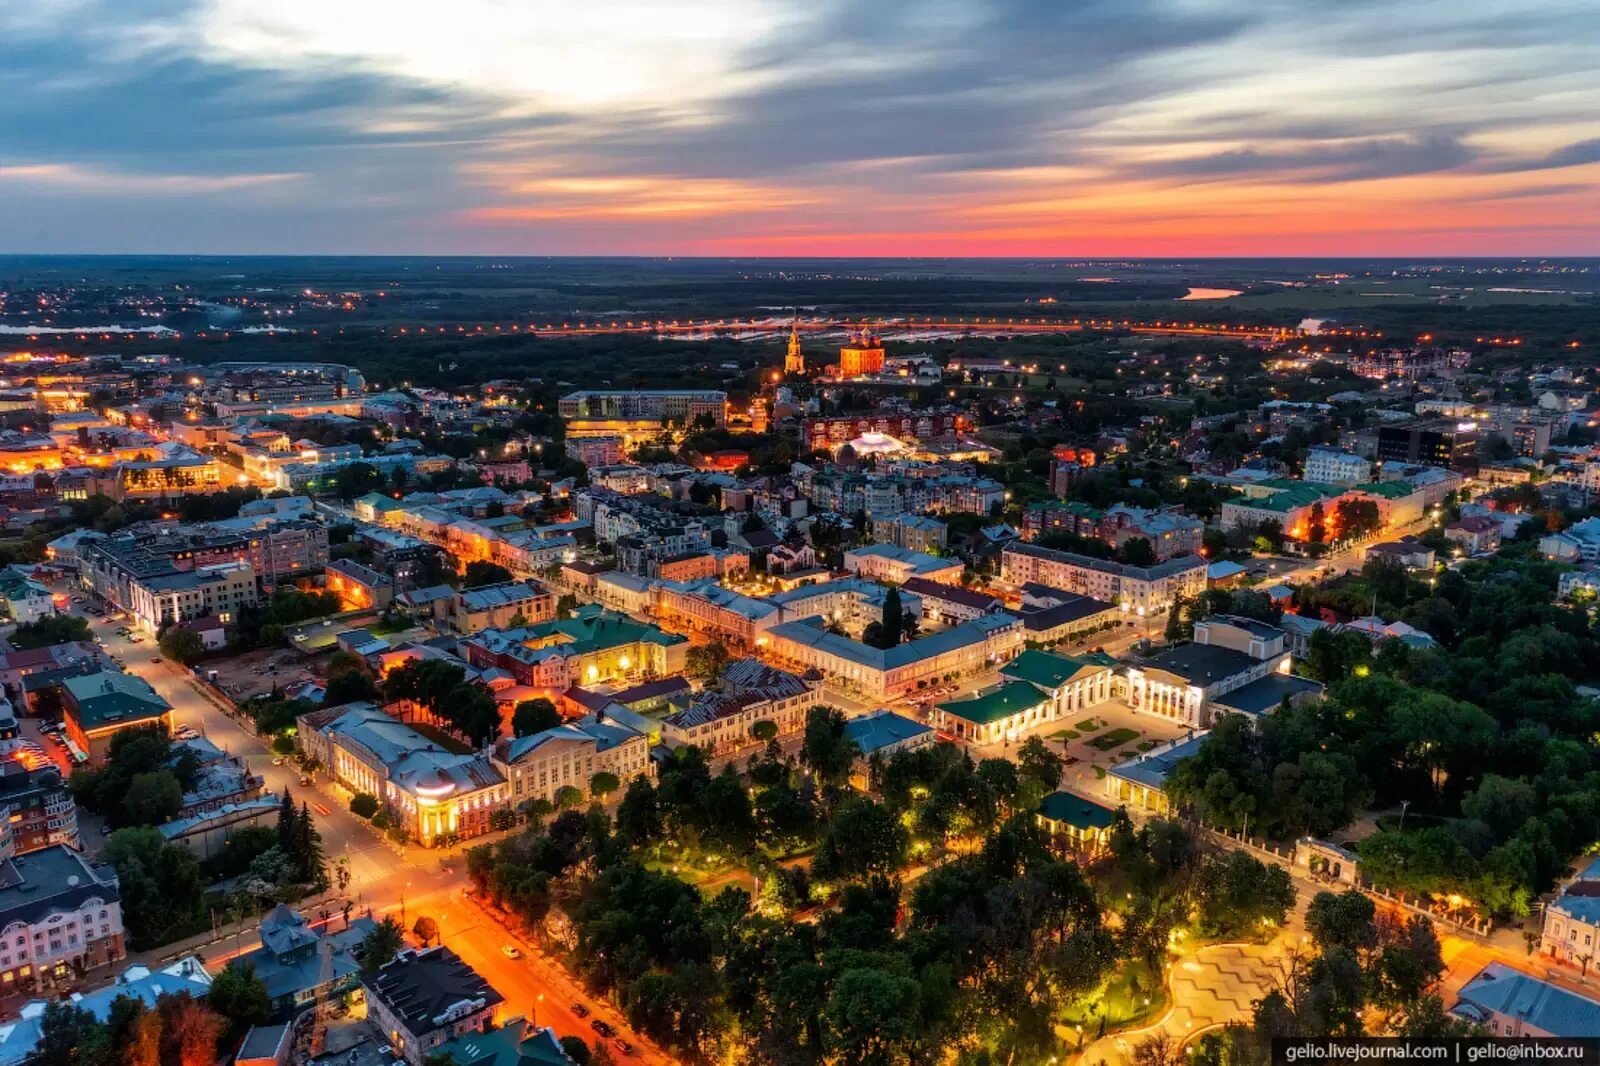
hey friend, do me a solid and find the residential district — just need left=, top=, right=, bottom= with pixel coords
left=0, top=319, right=1595, bottom=1066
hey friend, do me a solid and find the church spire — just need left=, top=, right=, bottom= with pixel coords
left=784, top=317, right=805, bottom=375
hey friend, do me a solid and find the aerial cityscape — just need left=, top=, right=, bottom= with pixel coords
left=1, top=4, right=1598, bottom=1066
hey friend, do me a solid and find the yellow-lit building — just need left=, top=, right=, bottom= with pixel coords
left=839, top=328, right=885, bottom=377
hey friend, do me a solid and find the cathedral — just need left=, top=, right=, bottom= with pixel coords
left=838, top=326, right=885, bottom=377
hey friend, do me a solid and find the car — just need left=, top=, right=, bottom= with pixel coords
left=500, top=944, right=521, bottom=959
left=272, top=757, right=285, bottom=766
left=570, top=1002, right=590, bottom=1018
left=590, top=1019, right=615, bottom=1038
left=128, top=635, right=143, bottom=643
left=613, top=1039, right=634, bottom=1055
left=99, top=825, right=111, bottom=835
left=149, top=656, right=161, bottom=665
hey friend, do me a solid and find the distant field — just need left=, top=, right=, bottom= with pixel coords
left=1203, top=279, right=1596, bottom=311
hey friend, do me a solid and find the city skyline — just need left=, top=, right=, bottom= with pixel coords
left=2, top=0, right=1598, bottom=256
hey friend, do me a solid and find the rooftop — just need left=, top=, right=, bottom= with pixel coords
left=1001, top=649, right=1117, bottom=691
left=365, top=946, right=505, bottom=1034
left=1038, top=791, right=1119, bottom=831
left=843, top=709, right=933, bottom=755
left=1134, top=642, right=1266, bottom=686
left=1211, top=673, right=1324, bottom=717
left=936, top=681, right=1049, bottom=726
left=1453, top=963, right=1600, bottom=1037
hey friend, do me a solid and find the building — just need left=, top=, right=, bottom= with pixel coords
left=60, top=670, right=173, bottom=763
left=158, top=797, right=282, bottom=859
left=1376, top=421, right=1478, bottom=471
left=653, top=580, right=780, bottom=650
left=365, top=946, right=505, bottom=1066
left=1123, top=617, right=1299, bottom=728
left=843, top=543, right=963, bottom=586
left=326, top=558, right=396, bottom=611
left=930, top=682, right=1052, bottom=746
left=558, top=389, right=726, bottom=427
left=433, top=1018, right=578, bottom=1066
left=0, top=765, right=77, bottom=854
left=0, top=846, right=125, bottom=994
left=764, top=613, right=1024, bottom=700
left=227, top=902, right=374, bottom=1013
left=452, top=580, right=557, bottom=634
left=838, top=329, right=885, bottom=377
left=1104, top=732, right=1208, bottom=814
left=1303, top=448, right=1370, bottom=487
left=235, top=1024, right=293, bottom=1066
left=1000, top=543, right=1207, bottom=615
left=0, top=957, right=210, bottom=1066
left=800, top=411, right=969, bottom=452
left=784, top=321, right=806, bottom=376
left=1037, top=792, right=1119, bottom=855
left=900, top=577, right=1001, bottom=626
left=1014, top=590, right=1121, bottom=645
left=299, top=703, right=508, bottom=847
left=125, top=562, right=258, bottom=636
left=1349, top=348, right=1469, bottom=381
left=870, top=514, right=949, bottom=553
left=1444, top=516, right=1503, bottom=556
left=998, top=648, right=1118, bottom=718
left=490, top=714, right=652, bottom=811
left=0, top=569, right=56, bottom=625
left=1365, top=537, right=1436, bottom=571
left=842, top=709, right=936, bottom=787
left=660, top=659, right=821, bottom=755
left=1451, top=963, right=1600, bottom=1037
left=1558, top=568, right=1600, bottom=601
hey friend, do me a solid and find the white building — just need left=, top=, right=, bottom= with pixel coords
left=999, top=543, right=1207, bottom=615
left=843, top=543, right=963, bottom=586
left=490, top=715, right=652, bottom=810
left=1304, top=448, right=1370, bottom=487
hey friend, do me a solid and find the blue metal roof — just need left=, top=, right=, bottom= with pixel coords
left=1455, top=963, right=1600, bottom=1037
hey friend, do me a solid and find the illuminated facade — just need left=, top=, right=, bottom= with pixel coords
left=839, top=329, right=885, bottom=377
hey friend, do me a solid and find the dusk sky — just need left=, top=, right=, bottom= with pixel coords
left=3, top=0, right=1598, bottom=256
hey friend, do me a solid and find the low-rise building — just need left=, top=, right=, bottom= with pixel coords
left=452, top=580, right=556, bottom=633
left=0, top=846, right=125, bottom=995
left=1125, top=617, right=1298, bottom=728
left=1444, top=516, right=1503, bottom=556
left=1104, top=732, right=1208, bottom=814
left=226, top=902, right=375, bottom=1013
left=869, top=514, right=949, bottom=554
left=60, top=670, right=173, bottom=763
left=0, top=569, right=55, bottom=625
left=654, top=579, right=780, bottom=651
left=930, top=682, right=1052, bottom=746
left=764, top=613, right=1023, bottom=700
left=432, top=1018, right=578, bottom=1066
left=842, top=709, right=936, bottom=787
left=1451, top=963, right=1600, bottom=1037
left=900, top=577, right=1001, bottom=626
left=490, top=714, right=652, bottom=811
left=0, top=957, right=210, bottom=1066
left=661, top=659, right=821, bottom=755
left=1000, top=543, right=1206, bottom=615
left=299, top=703, right=508, bottom=847
left=843, top=543, right=963, bottom=586
left=998, top=649, right=1118, bottom=718
left=1037, top=792, right=1119, bottom=855
left=365, top=946, right=505, bottom=1066
left=1303, top=448, right=1370, bottom=487
left=326, top=558, right=396, bottom=611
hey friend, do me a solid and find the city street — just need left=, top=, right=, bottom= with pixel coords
left=67, top=608, right=668, bottom=1062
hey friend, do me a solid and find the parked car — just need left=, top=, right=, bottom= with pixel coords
left=613, top=1039, right=634, bottom=1056
left=149, top=656, right=161, bottom=665
left=500, top=945, right=522, bottom=959
left=590, top=1019, right=615, bottom=1038
left=570, top=1002, right=590, bottom=1018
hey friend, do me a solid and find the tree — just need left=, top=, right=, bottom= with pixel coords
left=36, top=1000, right=109, bottom=1066
left=801, top=706, right=858, bottom=790
left=324, top=651, right=380, bottom=704
left=812, top=798, right=909, bottom=882
left=206, top=961, right=270, bottom=1032
left=686, top=641, right=731, bottom=684
left=413, top=916, right=440, bottom=946
left=156, top=993, right=226, bottom=1066
left=349, top=792, right=380, bottom=819
left=462, top=561, right=514, bottom=588
left=1305, top=891, right=1377, bottom=954
left=750, top=719, right=779, bottom=744
left=823, top=966, right=922, bottom=1064
left=123, top=770, right=182, bottom=826
left=590, top=772, right=621, bottom=801
left=1016, top=736, right=1064, bottom=800
left=10, top=614, right=91, bottom=650
left=1117, top=536, right=1158, bottom=567
left=158, top=627, right=206, bottom=666
left=556, top=785, right=585, bottom=811
left=1192, top=850, right=1296, bottom=938
left=558, top=1038, right=592, bottom=1065
left=361, top=916, right=406, bottom=971
left=1307, top=502, right=1327, bottom=546
left=513, top=698, right=562, bottom=737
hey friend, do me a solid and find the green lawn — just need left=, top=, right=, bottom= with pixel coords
left=1074, top=717, right=1102, bottom=732
left=1137, top=740, right=1158, bottom=752
left=1090, top=728, right=1139, bottom=751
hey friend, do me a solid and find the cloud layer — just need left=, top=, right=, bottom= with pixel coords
left=1, top=0, right=1596, bottom=254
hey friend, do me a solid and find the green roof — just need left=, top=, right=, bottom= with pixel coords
left=525, top=609, right=687, bottom=654
left=1038, top=791, right=1119, bottom=830
left=1353, top=481, right=1415, bottom=499
left=63, top=672, right=170, bottom=729
left=1001, top=649, right=1115, bottom=691
left=936, top=682, right=1048, bottom=726
left=1029, top=500, right=1103, bottom=518
left=435, top=1022, right=575, bottom=1066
